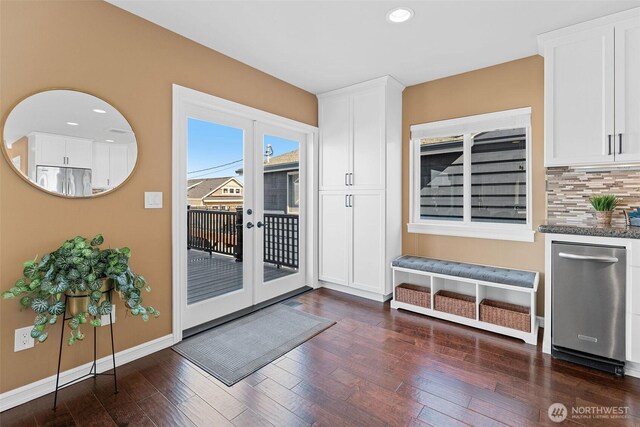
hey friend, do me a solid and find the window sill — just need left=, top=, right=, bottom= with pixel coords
left=407, top=222, right=535, bottom=242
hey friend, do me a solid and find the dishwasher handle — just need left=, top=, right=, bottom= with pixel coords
left=558, top=252, right=619, bottom=263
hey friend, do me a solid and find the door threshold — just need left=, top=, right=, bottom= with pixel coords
left=182, top=286, right=313, bottom=339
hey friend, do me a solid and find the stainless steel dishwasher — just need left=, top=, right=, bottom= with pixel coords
left=551, top=242, right=626, bottom=375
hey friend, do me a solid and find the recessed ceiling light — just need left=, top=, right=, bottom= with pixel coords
left=92, top=108, right=107, bottom=114
left=106, top=139, right=115, bottom=143
left=386, top=7, right=414, bottom=23
left=66, top=122, right=79, bottom=126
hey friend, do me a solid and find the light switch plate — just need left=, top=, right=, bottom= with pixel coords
left=145, top=192, right=163, bottom=209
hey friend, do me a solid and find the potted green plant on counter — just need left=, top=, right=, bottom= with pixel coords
left=589, top=194, right=620, bottom=226
left=2, top=234, right=159, bottom=345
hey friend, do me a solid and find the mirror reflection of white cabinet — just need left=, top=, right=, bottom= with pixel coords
left=28, top=132, right=93, bottom=180
left=93, top=142, right=129, bottom=189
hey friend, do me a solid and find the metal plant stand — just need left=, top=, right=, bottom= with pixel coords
left=52, top=288, right=118, bottom=410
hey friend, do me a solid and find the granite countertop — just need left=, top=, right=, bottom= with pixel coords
left=538, top=221, right=640, bottom=239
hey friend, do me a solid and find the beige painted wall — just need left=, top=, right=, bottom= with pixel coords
left=0, top=0, right=316, bottom=393
left=402, top=56, right=545, bottom=315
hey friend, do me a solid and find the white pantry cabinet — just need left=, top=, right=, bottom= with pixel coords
left=319, top=81, right=386, bottom=190
left=93, top=142, right=129, bottom=189
left=318, top=191, right=385, bottom=294
left=317, top=76, right=404, bottom=301
left=539, top=9, right=640, bottom=167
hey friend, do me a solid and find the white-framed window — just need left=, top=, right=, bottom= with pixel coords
left=287, top=171, right=300, bottom=214
left=408, top=107, right=533, bottom=242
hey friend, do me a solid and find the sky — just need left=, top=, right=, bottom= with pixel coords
left=187, top=117, right=299, bottom=181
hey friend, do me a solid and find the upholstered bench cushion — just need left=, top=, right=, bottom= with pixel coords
left=391, top=256, right=537, bottom=289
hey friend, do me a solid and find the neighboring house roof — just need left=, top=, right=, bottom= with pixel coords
left=237, top=149, right=300, bottom=175
left=187, top=177, right=242, bottom=200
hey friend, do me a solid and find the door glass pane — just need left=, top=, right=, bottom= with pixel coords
left=263, top=135, right=300, bottom=282
left=186, top=118, right=245, bottom=304
left=420, top=136, right=463, bottom=221
left=470, top=128, right=527, bottom=224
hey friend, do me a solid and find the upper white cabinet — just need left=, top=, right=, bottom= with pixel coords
left=318, top=96, right=351, bottom=189
left=319, top=84, right=385, bottom=190
left=317, top=76, right=404, bottom=301
left=28, top=132, right=93, bottom=178
left=615, top=18, right=640, bottom=163
left=540, top=9, right=640, bottom=167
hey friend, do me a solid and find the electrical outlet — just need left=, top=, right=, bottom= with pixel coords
left=101, top=304, right=116, bottom=326
left=14, top=326, right=35, bottom=352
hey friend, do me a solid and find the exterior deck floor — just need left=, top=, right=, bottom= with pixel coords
left=187, top=249, right=296, bottom=304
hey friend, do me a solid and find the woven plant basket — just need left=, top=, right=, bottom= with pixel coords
left=434, top=290, right=476, bottom=319
left=395, top=283, right=431, bottom=309
left=480, top=299, right=530, bottom=332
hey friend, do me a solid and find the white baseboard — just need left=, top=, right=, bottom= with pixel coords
left=319, top=281, right=392, bottom=302
left=626, top=361, right=640, bottom=379
left=0, top=334, right=174, bottom=412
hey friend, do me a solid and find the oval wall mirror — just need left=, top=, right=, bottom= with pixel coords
left=2, top=89, right=137, bottom=197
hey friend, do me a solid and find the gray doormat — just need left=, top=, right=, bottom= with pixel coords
left=172, top=304, right=335, bottom=386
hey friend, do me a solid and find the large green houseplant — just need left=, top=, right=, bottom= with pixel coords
left=2, top=234, right=159, bottom=345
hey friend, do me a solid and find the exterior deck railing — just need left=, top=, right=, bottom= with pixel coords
left=187, top=206, right=299, bottom=268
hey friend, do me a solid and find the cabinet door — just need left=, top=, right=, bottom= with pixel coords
left=629, top=315, right=640, bottom=363
left=318, top=192, right=350, bottom=286
left=350, top=192, right=384, bottom=293
left=92, top=143, right=110, bottom=188
left=352, top=88, right=385, bottom=190
left=614, top=17, right=640, bottom=163
left=36, top=134, right=66, bottom=167
left=545, top=26, right=615, bottom=166
left=319, top=96, right=351, bottom=190
left=109, top=144, right=129, bottom=187
left=65, top=138, right=93, bottom=168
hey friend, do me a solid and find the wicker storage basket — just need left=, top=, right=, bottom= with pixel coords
left=395, top=283, right=431, bottom=309
left=434, top=290, right=476, bottom=319
left=480, top=299, right=531, bottom=332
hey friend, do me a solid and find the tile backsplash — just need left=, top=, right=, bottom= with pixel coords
left=546, top=167, right=640, bottom=226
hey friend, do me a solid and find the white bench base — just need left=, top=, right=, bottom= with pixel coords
left=391, top=265, right=539, bottom=346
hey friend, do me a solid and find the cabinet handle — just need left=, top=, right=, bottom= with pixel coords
left=349, top=173, right=353, bottom=186
left=345, top=173, right=348, bottom=186
left=344, top=194, right=348, bottom=207
left=349, top=194, right=353, bottom=207
left=619, top=133, right=623, bottom=155
left=608, top=135, right=612, bottom=155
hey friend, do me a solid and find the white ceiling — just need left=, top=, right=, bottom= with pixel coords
left=108, top=0, right=640, bottom=94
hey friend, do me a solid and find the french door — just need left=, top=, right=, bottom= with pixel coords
left=180, top=108, right=307, bottom=331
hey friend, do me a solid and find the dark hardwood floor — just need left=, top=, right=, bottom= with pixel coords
left=2, top=288, right=640, bottom=426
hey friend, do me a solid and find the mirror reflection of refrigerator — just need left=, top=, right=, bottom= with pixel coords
left=36, top=166, right=92, bottom=196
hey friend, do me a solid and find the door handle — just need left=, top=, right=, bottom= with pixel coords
left=246, top=222, right=254, bottom=229
left=619, top=133, right=623, bottom=155
left=256, top=221, right=264, bottom=228
left=558, top=252, right=618, bottom=263
left=608, top=135, right=612, bottom=155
